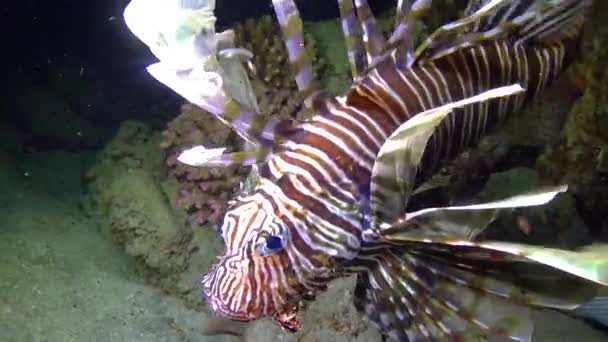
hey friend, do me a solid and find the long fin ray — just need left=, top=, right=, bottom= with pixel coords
left=337, top=0, right=368, bottom=78
left=176, top=145, right=274, bottom=168
left=354, top=0, right=386, bottom=64
left=413, top=0, right=593, bottom=63
left=380, top=185, right=567, bottom=241
left=382, top=234, right=608, bottom=287
left=355, top=249, right=538, bottom=341
left=380, top=184, right=608, bottom=286
left=369, top=84, right=525, bottom=228
left=272, top=0, right=320, bottom=107
left=416, top=250, right=598, bottom=310
left=413, top=0, right=513, bottom=63
left=387, top=0, right=433, bottom=68
left=355, top=244, right=601, bottom=341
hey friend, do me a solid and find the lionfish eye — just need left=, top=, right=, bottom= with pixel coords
left=265, top=236, right=283, bottom=249
left=254, top=233, right=286, bottom=257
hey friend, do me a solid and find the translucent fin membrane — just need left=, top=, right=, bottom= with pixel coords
left=355, top=249, right=539, bottom=341
left=414, top=0, right=594, bottom=63
left=124, top=0, right=297, bottom=148
left=358, top=230, right=603, bottom=341
left=576, top=296, right=608, bottom=327
left=369, top=84, right=525, bottom=227
left=413, top=0, right=513, bottom=62
left=146, top=62, right=281, bottom=146
left=381, top=185, right=568, bottom=240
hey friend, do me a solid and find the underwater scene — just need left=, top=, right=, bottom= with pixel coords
left=3, top=0, right=608, bottom=341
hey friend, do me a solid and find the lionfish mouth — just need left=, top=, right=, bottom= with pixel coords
left=202, top=270, right=302, bottom=331
left=272, top=307, right=302, bottom=333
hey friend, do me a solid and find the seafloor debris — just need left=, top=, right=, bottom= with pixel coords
left=160, top=15, right=325, bottom=228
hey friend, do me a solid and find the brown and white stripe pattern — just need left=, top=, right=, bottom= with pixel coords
left=201, top=0, right=591, bottom=336
left=202, top=33, right=577, bottom=320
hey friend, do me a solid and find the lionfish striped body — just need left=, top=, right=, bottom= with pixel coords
left=192, top=1, right=603, bottom=340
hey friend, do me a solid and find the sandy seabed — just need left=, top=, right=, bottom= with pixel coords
left=1, top=150, right=607, bottom=342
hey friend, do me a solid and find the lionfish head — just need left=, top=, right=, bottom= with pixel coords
left=201, top=183, right=338, bottom=332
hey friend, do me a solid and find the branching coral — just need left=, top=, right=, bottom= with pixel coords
left=160, top=103, right=247, bottom=227
left=160, top=15, right=326, bottom=228
left=235, top=15, right=325, bottom=121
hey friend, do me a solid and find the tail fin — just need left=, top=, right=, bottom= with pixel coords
left=413, top=0, right=593, bottom=63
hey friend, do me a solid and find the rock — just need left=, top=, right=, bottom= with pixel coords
left=83, top=120, right=225, bottom=307
left=100, top=168, right=192, bottom=278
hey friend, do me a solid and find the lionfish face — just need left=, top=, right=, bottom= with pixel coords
left=201, top=188, right=331, bottom=331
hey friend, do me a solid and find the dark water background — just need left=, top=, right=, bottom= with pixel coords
left=0, top=0, right=394, bottom=145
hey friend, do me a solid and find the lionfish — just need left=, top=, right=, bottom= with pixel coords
left=129, top=0, right=608, bottom=340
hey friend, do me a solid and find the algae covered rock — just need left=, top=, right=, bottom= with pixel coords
left=101, top=169, right=191, bottom=276
left=535, top=5, right=608, bottom=240
left=84, top=120, right=224, bottom=307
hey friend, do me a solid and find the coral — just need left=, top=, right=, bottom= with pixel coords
left=235, top=15, right=325, bottom=120
left=304, top=19, right=351, bottom=95
left=161, top=15, right=326, bottom=228
left=84, top=121, right=185, bottom=276
left=160, top=103, right=247, bottom=227
left=84, top=120, right=225, bottom=307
